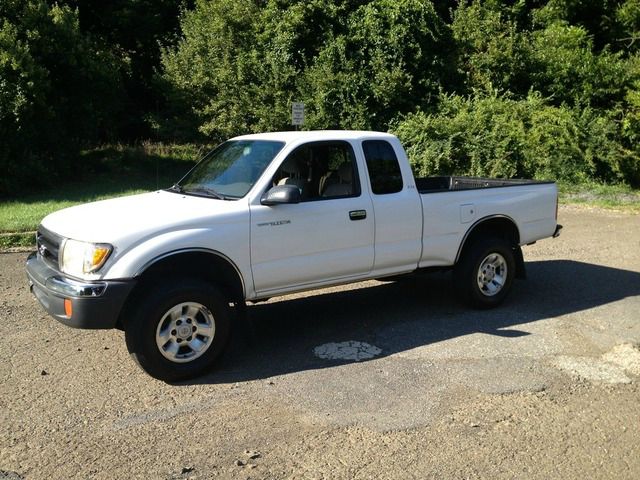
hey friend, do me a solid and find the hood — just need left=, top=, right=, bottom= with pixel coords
left=41, top=190, right=246, bottom=247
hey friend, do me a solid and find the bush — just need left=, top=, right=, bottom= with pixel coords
left=393, top=91, right=640, bottom=186
left=394, top=92, right=535, bottom=179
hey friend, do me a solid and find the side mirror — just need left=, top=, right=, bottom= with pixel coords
left=261, top=185, right=302, bottom=206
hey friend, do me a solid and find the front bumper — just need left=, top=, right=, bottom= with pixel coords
left=26, top=252, right=136, bottom=329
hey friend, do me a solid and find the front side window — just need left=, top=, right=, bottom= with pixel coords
left=271, top=141, right=360, bottom=201
left=362, top=140, right=403, bottom=195
left=173, top=140, right=285, bottom=199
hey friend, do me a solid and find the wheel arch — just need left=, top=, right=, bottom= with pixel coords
left=116, top=249, right=245, bottom=329
left=455, top=215, right=524, bottom=276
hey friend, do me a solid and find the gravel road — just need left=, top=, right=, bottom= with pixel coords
left=1, top=205, right=639, bottom=479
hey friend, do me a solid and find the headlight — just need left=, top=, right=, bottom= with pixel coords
left=60, top=239, right=113, bottom=276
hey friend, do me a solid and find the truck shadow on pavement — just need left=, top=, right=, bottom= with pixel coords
left=192, top=260, right=640, bottom=385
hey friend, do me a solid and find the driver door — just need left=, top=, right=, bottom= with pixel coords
left=250, top=141, right=375, bottom=294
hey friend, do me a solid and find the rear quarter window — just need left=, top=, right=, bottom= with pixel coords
left=362, top=140, right=403, bottom=195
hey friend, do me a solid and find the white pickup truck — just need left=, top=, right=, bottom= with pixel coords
left=27, top=130, right=561, bottom=381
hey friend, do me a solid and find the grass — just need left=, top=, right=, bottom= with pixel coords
left=0, top=142, right=204, bottom=249
left=1, top=145, right=638, bottom=249
left=558, top=181, right=640, bottom=212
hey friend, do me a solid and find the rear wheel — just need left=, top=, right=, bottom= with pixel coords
left=453, top=237, right=515, bottom=309
left=125, top=279, right=231, bottom=382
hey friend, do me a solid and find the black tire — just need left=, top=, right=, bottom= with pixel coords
left=124, top=279, right=231, bottom=382
left=453, top=236, right=516, bottom=309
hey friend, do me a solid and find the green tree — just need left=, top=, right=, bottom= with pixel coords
left=160, top=0, right=452, bottom=138
left=0, top=0, right=124, bottom=196
left=616, top=0, right=640, bottom=52
left=451, top=0, right=532, bottom=95
left=49, top=1, right=189, bottom=138
left=528, top=22, right=630, bottom=107
left=302, top=0, right=452, bottom=130
left=160, top=0, right=262, bottom=140
left=452, top=1, right=635, bottom=108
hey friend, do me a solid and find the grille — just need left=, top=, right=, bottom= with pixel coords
left=36, top=227, right=63, bottom=270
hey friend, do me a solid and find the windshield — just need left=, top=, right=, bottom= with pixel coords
left=173, top=140, right=285, bottom=199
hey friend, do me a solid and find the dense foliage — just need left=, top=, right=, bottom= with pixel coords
left=395, top=92, right=639, bottom=184
left=2, top=0, right=640, bottom=196
left=0, top=0, right=186, bottom=196
left=0, top=0, right=125, bottom=194
left=158, top=0, right=455, bottom=138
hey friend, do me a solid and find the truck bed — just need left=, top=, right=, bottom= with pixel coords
left=416, top=176, right=553, bottom=194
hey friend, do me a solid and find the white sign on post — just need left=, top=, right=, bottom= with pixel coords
left=291, top=102, right=305, bottom=126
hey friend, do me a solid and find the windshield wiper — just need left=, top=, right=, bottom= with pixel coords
left=183, top=186, right=229, bottom=200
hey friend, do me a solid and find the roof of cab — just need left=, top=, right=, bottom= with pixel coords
left=232, top=130, right=396, bottom=144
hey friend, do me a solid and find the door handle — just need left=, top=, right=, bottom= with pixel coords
left=349, top=210, right=367, bottom=221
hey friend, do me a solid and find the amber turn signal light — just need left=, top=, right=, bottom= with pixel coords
left=64, top=298, right=73, bottom=317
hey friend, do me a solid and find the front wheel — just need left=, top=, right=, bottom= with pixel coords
left=125, top=280, right=231, bottom=382
left=453, top=237, right=516, bottom=309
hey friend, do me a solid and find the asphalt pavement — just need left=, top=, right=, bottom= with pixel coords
left=1, top=205, right=639, bottom=479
